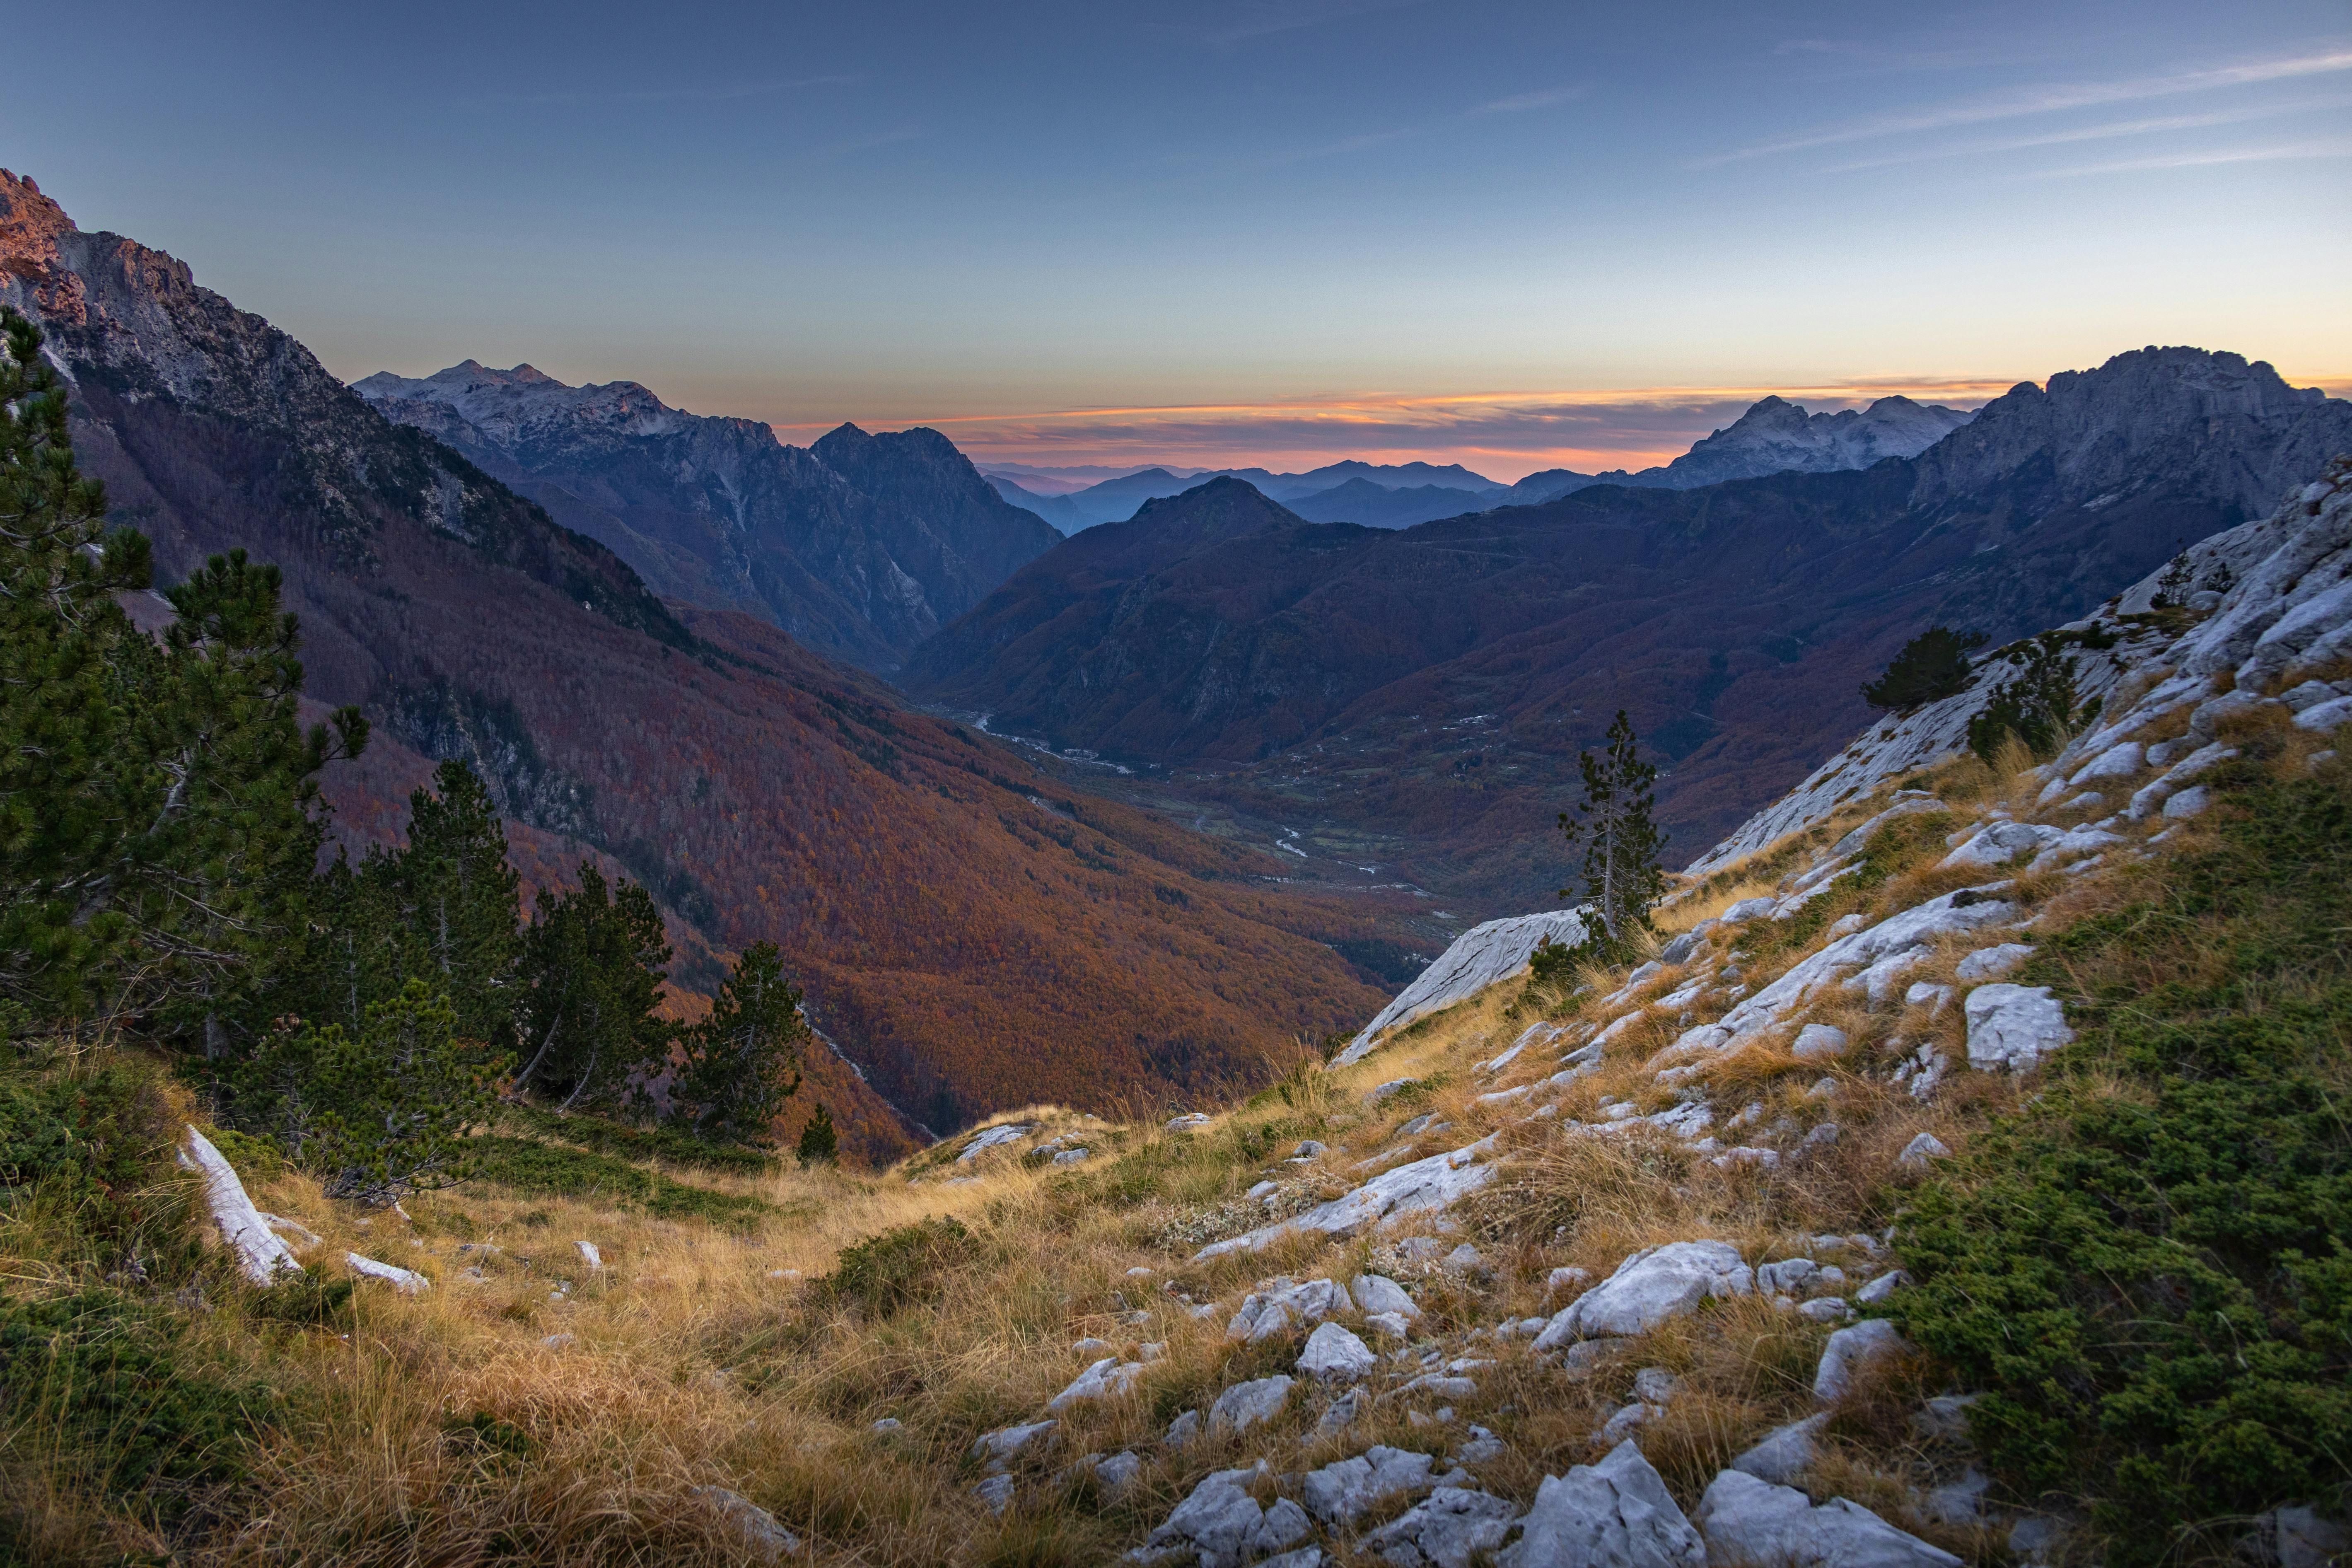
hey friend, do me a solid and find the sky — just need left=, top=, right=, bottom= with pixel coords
left=6, top=0, right=2348, bottom=479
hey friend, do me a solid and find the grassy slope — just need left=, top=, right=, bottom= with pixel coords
left=4, top=704, right=2344, bottom=1566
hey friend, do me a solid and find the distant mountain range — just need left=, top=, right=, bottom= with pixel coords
left=0, top=168, right=1398, bottom=1144
left=983, top=397, right=1974, bottom=534
left=906, top=348, right=2352, bottom=912
left=354, top=363, right=1060, bottom=671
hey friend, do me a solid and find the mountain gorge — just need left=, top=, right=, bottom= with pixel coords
left=0, top=169, right=1402, bottom=1149
left=355, top=361, right=1061, bottom=670
left=906, top=350, right=2352, bottom=913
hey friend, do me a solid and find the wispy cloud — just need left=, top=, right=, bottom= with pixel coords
left=1261, top=126, right=1418, bottom=166
left=1473, top=84, right=1589, bottom=114
left=481, top=74, right=862, bottom=107
left=1821, top=98, right=2351, bottom=172
left=1771, top=37, right=2015, bottom=73
left=810, top=125, right=923, bottom=161
left=1702, top=46, right=2352, bottom=165
left=2029, top=139, right=2352, bottom=178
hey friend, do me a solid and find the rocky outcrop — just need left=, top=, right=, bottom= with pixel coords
left=355, top=363, right=1059, bottom=670
left=1335, top=911, right=1591, bottom=1065
left=1639, top=394, right=1974, bottom=490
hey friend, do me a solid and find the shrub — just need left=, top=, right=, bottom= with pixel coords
left=1966, top=633, right=2100, bottom=764
left=0, top=1053, right=200, bottom=1283
left=0, top=1290, right=266, bottom=1522
left=495, top=1102, right=777, bottom=1176
left=813, top=1217, right=980, bottom=1317
left=1861, top=626, right=1985, bottom=710
left=462, top=1136, right=774, bottom=1225
left=795, top=1104, right=838, bottom=1166
left=1896, top=768, right=2352, bottom=1561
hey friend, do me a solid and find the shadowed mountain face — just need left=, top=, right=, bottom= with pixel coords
left=354, top=363, right=1060, bottom=671
left=907, top=349, right=2352, bottom=912
left=0, top=168, right=1399, bottom=1146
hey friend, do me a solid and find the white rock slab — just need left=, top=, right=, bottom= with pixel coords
left=1955, top=944, right=2033, bottom=982
left=1814, top=1319, right=1909, bottom=1402
left=1297, top=1322, right=1377, bottom=1380
left=1351, top=1273, right=1420, bottom=1319
left=345, top=1251, right=430, bottom=1294
left=1695, top=1469, right=1961, bottom=1567
left=179, top=1125, right=300, bottom=1284
left=1729, top=1413, right=1829, bottom=1487
left=1361, top=1486, right=1519, bottom=1568
left=1335, top=909, right=1593, bottom=1065
left=1497, top=1440, right=1705, bottom=1568
left=1138, top=1468, right=1312, bottom=1568
left=1207, top=1375, right=1294, bottom=1436
left=1533, top=1240, right=1752, bottom=1345
left=1049, top=1356, right=1143, bottom=1412
left=1964, top=984, right=2074, bottom=1072
left=1715, top=887, right=2014, bottom=1041
left=957, top=1122, right=1034, bottom=1162
left=1195, top=1139, right=1500, bottom=1260
left=971, top=1418, right=1058, bottom=1465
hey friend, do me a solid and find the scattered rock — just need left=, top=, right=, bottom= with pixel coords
left=1208, top=1375, right=1294, bottom=1437
left=1814, top=1319, right=1910, bottom=1403
left=1303, top=1445, right=1461, bottom=1527
left=1094, top=1452, right=1145, bottom=1494
left=345, top=1252, right=430, bottom=1294
left=1364, top=1310, right=1415, bottom=1338
left=1074, top=1336, right=1116, bottom=1358
left=972, top=1473, right=1016, bottom=1516
left=1290, top=1140, right=1328, bottom=1159
left=1352, top=1273, right=1422, bottom=1319
left=1543, top=1266, right=1591, bottom=1296
left=1896, top=1133, right=1951, bottom=1171
left=1964, top=984, right=2074, bottom=1072
left=1196, top=1139, right=1501, bottom=1260
left=2246, top=1505, right=2352, bottom=1568
left=1053, top=1148, right=1091, bottom=1165
left=1453, top=1425, right=1507, bottom=1466
left=1955, top=943, right=2034, bottom=981
left=1854, top=1270, right=1907, bottom=1305
left=1298, top=1322, right=1378, bottom=1380
left=1050, top=1356, right=1144, bottom=1412
left=870, top=1417, right=902, bottom=1433
left=1915, top=1394, right=1978, bottom=1442
left=1165, top=1113, right=1213, bottom=1134
left=1797, top=1297, right=1851, bottom=1323
left=959, top=1123, right=1036, bottom=1161
left=1229, top=1277, right=1351, bottom=1338
left=179, top=1126, right=300, bottom=1284
left=1533, top=1240, right=1752, bottom=1344
left=971, top=1419, right=1058, bottom=1468
left=1904, top=981, right=1955, bottom=1015
left=575, top=1239, right=603, bottom=1271
left=1941, top=820, right=2062, bottom=869
left=1595, top=1402, right=1650, bottom=1445
left=1136, top=1467, right=1313, bottom=1568
left=541, top=1332, right=576, bottom=1349
left=1498, top=1440, right=1704, bottom=1568
left=693, top=1485, right=804, bottom=1559
left=1361, top=1486, right=1520, bottom=1568
left=1791, top=1024, right=1847, bottom=1062
left=1695, top=1470, right=1960, bottom=1567
left=1721, top=896, right=1778, bottom=925
left=1166, top=1409, right=1201, bottom=1448
left=2068, top=740, right=2144, bottom=785
left=1729, top=1413, right=1828, bottom=1487
left=1441, top=1243, right=1485, bottom=1274
left=1757, top=1258, right=1818, bottom=1295
left=1315, top=1385, right=1365, bottom=1438
left=2163, top=783, right=2214, bottom=819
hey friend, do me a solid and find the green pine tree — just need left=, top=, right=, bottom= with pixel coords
left=512, top=863, right=674, bottom=1111
left=796, top=1103, right=838, bottom=1167
left=1556, top=710, right=1667, bottom=959
left=1862, top=626, right=1987, bottom=711
left=1967, top=633, right=2098, bottom=766
left=671, top=942, right=806, bottom=1143
left=0, top=306, right=362, bottom=1045
left=246, top=979, right=506, bottom=1202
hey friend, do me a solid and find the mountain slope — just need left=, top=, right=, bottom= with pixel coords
left=1285, top=477, right=1498, bottom=528
left=906, top=349, right=2352, bottom=912
left=354, top=362, right=1061, bottom=670
left=0, top=168, right=1398, bottom=1146
left=987, top=472, right=1097, bottom=534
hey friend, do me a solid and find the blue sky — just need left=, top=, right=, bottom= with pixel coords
left=7, top=0, right=2347, bottom=476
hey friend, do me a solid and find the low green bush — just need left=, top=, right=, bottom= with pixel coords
left=813, top=1217, right=980, bottom=1318
left=1897, top=766, right=2352, bottom=1560
left=495, top=1102, right=776, bottom=1176
left=463, top=1137, right=773, bottom=1225
left=0, top=1053, right=200, bottom=1283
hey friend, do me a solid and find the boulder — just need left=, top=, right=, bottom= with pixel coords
left=345, top=1252, right=430, bottom=1294
left=1302, top=1444, right=1456, bottom=1526
left=1533, top=1241, right=1752, bottom=1345
left=1360, top=1486, right=1519, bottom=1568
left=1167, top=1410, right=1201, bottom=1448
left=1756, top=1259, right=1819, bottom=1295
left=1814, top=1319, right=1909, bottom=1403
left=1497, top=1440, right=1704, bottom=1568
left=972, top=1419, right=1058, bottom=1467
left=1791, top=1025, right=1848, bottom=1061
left=1208, top=1375, right=1294, bottom=1436
left=1695, top=1470, right=1961, bottom=1567
left=2068, top=741, right=2144, bottom=785
left=693, top=1485, right=804, bottom=1559
left=1941, top=821, right=2061, bottom=869
left=1729, top=1413, right=1828, bottom=1487
left=1352, top=1273, right=1421, bottom=1319
left=972, top=1473, right=1016, bottom=1515
left=1050, top=1356, right=1144, bottom=1412
left=1136, top=1468, right=1315, bottom=1568
left=958, top=1122, right=1035, bottom=1161
left=1963, top=985, right=2074, bottom=1072
left=1954, top=944, right=2033, bottom=982
left=1854, top=1270, right=1907, bottom=1305
left=1895, top=1133, right=1950, bottom=1172
left=1298, top=1322, right=1378, bottom=1380
left=179, top=1126, right=300, bottom=1284
left=2163, top=784, right=2213, bottom=819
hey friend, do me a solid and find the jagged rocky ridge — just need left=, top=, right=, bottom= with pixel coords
left=907, top=348, right=2352, bottom=915
left=355, top=361, right=1061, bottom=670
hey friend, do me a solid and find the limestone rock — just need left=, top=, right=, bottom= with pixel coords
left=1050, top=1356, right=1144, bottom=1412
left=973, top=1473, right=1017, bottom=1515
left=1336, top=909, right=1594, bottom=1065
left=959, top=1122, right=1035, bottom=1161
left=1298, top=1322, right=1377, bottom=1380
left=1533, top=1240, right=1752, bottom=1345
left=693, top=1485, right=804, bottom=1559
left=1360, top=1486, right=1519, bottom=1568
left=972, top=1419, right=1058, bottom=1467
left=1498, top=1440, right=1704, bottom=1568
left=179, top=1126, right=300, bottom=1285
left=1964, top=984, right=2073, bottom=1072
left=1352, top=1273, right=1421, bottom=1319
left=1137, top=1467, right=1313, bottom=1568
left=1695, top=1470, right=1961, bottom=1567
left=1729, top=1413, right=1828, bottom=1487
left=1814, top=1319, right=1909, bottom=1402
left=1941, top=820, right=2061, bottom=869
left=1791, top=1025, right=1847, bottom=1062
left=1954, top=944, right=2033, bottom=981
left=1208, top=1375, right=1294, bottom=1436
left=1716, top=887, right=2014, bottom=1041
left=1195, top=1139, right=1500, bottom=1260
left=345, top=1252, right=430, bottom=1294
left=1896, top=1133, right=1951, bottom=1171
left=1303, top=1444, right=1455, bottom=1526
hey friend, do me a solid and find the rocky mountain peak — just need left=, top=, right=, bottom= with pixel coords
left=1657, top=391, right=1976, bottom=488
left=0, top=169, right=89, bottom=325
